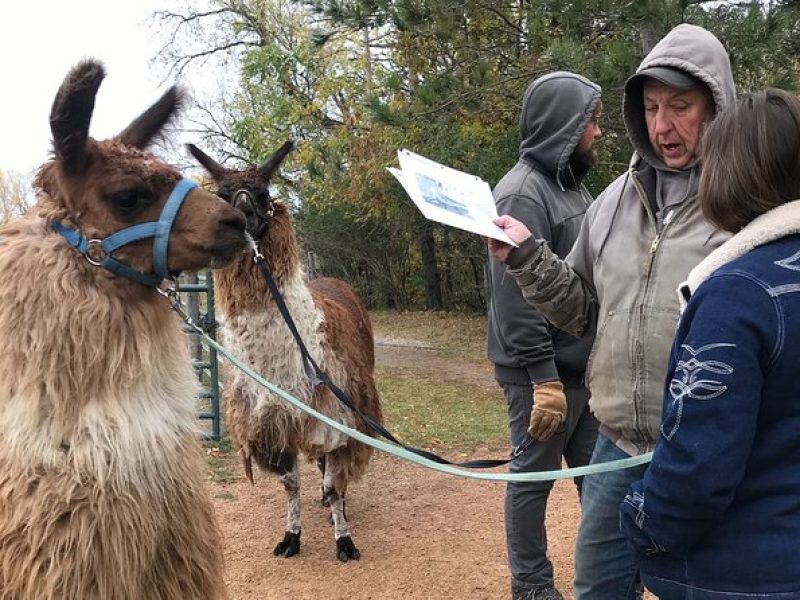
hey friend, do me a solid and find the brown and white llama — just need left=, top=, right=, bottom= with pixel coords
left=188, top=142, right=382, bottom=562
left=0, top=59, right=248, bottom=599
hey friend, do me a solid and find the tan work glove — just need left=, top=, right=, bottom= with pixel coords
left=528, top=380, right=566, bottom=441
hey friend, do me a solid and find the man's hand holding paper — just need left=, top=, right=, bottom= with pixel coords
left=488, top=215, right=533, bottom=263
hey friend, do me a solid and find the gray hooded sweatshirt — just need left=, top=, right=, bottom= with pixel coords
left=506, top=25, right=735, bottom=444
left=488, top=72, right=601, bottom=386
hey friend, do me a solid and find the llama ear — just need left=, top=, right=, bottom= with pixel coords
left=256, top=141, right=294, bottom=181
left=50, top=59, right=106, bottom=176
left=186, top=144, right=230, bottom=181
left=116, top=86, right=187, bottom=149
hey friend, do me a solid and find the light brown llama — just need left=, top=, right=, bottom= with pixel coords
left=188, top=141, right=382, bottom=562
left=0, top=60, right=248, bottom=599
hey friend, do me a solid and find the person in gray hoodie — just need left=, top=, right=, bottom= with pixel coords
left=487, top=24, right=735, bottom=599
left=487, top=71, right=602, bottom=600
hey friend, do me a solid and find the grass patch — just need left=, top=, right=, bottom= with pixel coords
left=214, top=491, right=237, bottom=502
left=370, top=310, right=488, bottom=361
left=214, top=434, right=234, bottom=453
left=371, top=310, right=507, bottom=455
left=204, top=437, right=239, bottom=484
left=205, top=454, right=238, bottom=484
left=376, top=366, right=507, bottom=454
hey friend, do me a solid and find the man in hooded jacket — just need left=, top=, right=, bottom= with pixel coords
left=487, top=71, right=603, bottom=600
left=487, top=24, right=736, bottom=599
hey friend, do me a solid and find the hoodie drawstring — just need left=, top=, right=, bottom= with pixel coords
left=597, top=152, right=640, bottom=261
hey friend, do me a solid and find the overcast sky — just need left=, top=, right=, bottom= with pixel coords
left=0, top=1, right=190, bottom=176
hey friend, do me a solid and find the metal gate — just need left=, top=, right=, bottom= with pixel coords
left=178, top=271, right=222, bottom=441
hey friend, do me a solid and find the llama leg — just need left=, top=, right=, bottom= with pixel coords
left=324, top=456, right=360, bottom=562
left=317, top=456, right=329, bottom=507
left=321, top=455, right=344, bottom=523
left=269, top=451, right=301, bottom=558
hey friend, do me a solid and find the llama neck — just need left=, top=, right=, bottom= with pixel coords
left=217, top=257, right=317, bottom=336
left=0, top=216, right=197, bottom=477
left=214, top=234, right=305, bottom=318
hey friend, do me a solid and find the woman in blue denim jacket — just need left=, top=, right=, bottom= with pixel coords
left=620, top=88, right=800, bottom=599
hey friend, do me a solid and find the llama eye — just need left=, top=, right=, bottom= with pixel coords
left=107, top=189, right=151, bottom=213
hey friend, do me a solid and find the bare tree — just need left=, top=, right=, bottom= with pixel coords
left=150, top=1, right=263, bottom=80
left=0, top=169, right=34, bottom=224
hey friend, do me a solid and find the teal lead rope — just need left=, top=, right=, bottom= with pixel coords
left=159, top=287, right=652, bottom=482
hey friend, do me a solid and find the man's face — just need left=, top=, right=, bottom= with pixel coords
left=569, top=101, right=603, bottom=179
left=578, top=101, right=603, bottom=161
left=644, top=79, right=714, bottom=169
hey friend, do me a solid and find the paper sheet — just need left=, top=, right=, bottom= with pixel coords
left=387, top=149, right=517, bottom=246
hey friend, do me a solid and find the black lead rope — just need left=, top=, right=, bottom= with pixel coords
left=252, top=250, right=533, bottom=469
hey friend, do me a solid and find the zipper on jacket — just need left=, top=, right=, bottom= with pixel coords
left=629, top=173, right=693, bottom=436
left=644, top=235, right=660, bottom=276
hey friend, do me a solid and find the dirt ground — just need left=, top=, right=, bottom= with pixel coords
left=204, top=339, right=610, bottom=600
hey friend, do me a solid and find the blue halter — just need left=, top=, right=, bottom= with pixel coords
left=51, top=178, right=197, bottom=287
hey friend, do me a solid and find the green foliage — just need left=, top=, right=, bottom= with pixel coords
left=158, top=0, right=800, bottom=311
left=296, top=199, right=417, bottom=309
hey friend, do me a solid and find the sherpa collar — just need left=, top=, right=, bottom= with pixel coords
left=678, top=199, right=800, bottom=310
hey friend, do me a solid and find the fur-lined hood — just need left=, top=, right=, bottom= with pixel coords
left=679, top=199, right=800, bottom=310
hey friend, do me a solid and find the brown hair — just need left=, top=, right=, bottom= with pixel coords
left=699, top=88, right=800, bottom=232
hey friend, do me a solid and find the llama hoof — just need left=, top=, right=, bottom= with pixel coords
left=335, top=536, right=360, bottom=562
left=273, top=531, right=301, bottom=558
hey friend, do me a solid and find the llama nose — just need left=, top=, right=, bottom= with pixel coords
left=213, top=211, right=248, bottom=256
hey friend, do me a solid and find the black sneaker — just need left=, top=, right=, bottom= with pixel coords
left=511, top=583, right=565, bottom=600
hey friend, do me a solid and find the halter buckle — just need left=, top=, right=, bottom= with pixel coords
left=85, top=239, right=107, bottom=266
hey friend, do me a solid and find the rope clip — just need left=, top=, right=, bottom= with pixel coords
left=247, top=234, right=264, bottom=261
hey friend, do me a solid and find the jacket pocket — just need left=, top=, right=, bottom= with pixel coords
left=585, top=309, right=634, bottom=425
